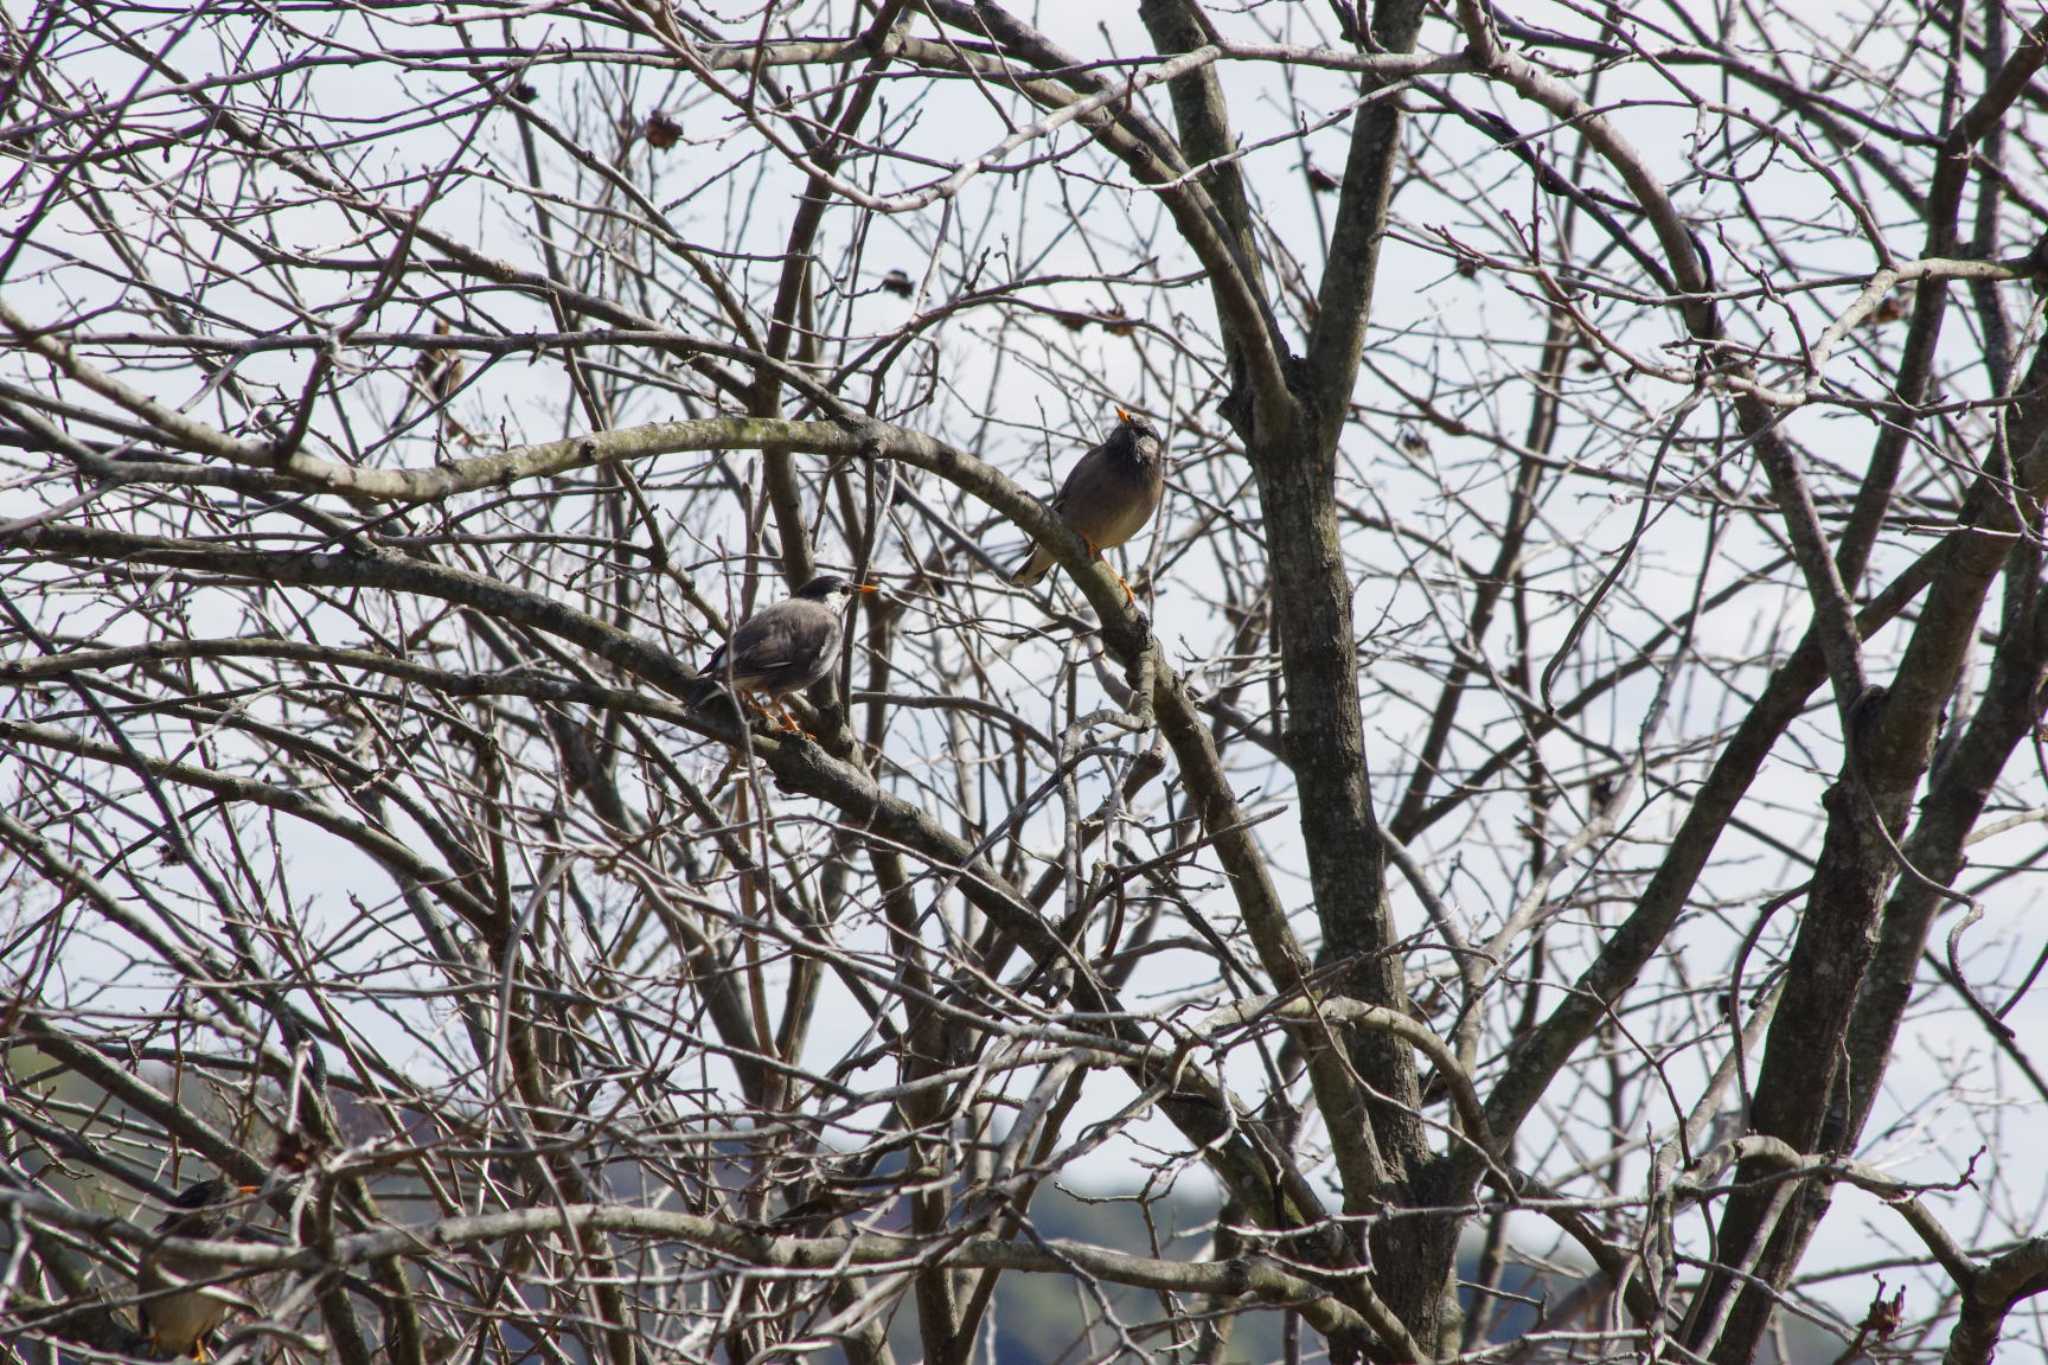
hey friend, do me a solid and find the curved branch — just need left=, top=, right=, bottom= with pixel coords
left=1950, top=1238, right=2048, bottom=1365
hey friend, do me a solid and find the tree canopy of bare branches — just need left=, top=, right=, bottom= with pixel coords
left=2, top=1, right=2047, bottom=1362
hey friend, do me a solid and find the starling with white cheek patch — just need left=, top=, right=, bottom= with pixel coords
left=1011, top=408, right=1166, bottom=604
left=693, top=575, right=878, bottom=734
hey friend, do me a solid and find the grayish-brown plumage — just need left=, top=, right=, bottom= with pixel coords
left=695, top=574, right=877, bottom=731
left=137, top=1178, right=257, bottom=1360
left=1011, top=408, right=1166, bottom=601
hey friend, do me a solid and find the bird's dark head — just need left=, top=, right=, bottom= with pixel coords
left=1112, top=407, right=1163, bottom=458
left=170, top=1179, right=229, bottom=1211
left=168, top=1178, right=255, bottom=1212
left=794, top=575, right=879, bottom=605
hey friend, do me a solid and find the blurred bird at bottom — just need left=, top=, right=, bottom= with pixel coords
left=137, top=1178, right=259, bottom=1361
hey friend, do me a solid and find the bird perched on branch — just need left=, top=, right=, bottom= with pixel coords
left=692, top=574, right=877, bottom=734
left=403, top=318, right=475, bottom=447
left=1011, top=408, right=1166, bottom=603
left=136, top=1178, right=259, bottom=1361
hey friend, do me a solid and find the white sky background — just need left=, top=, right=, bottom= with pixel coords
left=4, top=0, right=2046, bottom=1353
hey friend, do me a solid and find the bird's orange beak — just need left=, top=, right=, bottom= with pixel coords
left=854, top=582, right=879, bottom=595
left=1115, top=406, right=1132, bottom=423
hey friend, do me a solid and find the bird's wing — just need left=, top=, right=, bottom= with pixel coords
left=698, top=603, right=832, bottom=688
left=734, top=603, right=846, bottom=683
left=728, top=609, right=806, bottom=673
left=1050, top=445, right=1102, bottom=508
left=1011, top=451, right=1093, bottom=583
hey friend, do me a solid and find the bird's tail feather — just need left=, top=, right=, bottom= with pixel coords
left=1011, top=543, right=1054, bottom=586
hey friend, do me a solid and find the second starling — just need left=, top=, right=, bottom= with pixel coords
left=136, top=1178, right=259, bottom=1360
left=1011, top=408, right=1166, bottom=603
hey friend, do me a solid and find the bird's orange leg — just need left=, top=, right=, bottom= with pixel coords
left=734, top=691, right=813, bottom=739
left=1082, top=535, right=1137, bottom=605
left=775, top=703, right=819, bottom=738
